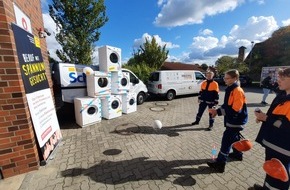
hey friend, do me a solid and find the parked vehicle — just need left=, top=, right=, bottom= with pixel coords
left=260, top=66, right=290, bottom=84
left=147, top=70, right=205, bottom=100
left=239, top=75, right=252, bottom=86
left=51, top=63, right=148, bottom=107
left=214, top=74, right=252, bottom=86
left=213, top=75, right=225, bottom=86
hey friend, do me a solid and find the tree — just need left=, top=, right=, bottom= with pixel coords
left=124, top=37, right=169, bottom=83
left=201, top=63, right=208, bottom=71
left=129, top=37, right=169, bottom=69
left=215, top=56, right=249, bottom=75
left=49, top=0, right=108, bottom=64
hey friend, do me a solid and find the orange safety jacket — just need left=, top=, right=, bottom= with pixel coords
left=198, top=79, right=219, bottom=105
left=217, top=82, right=248, bottom=128
left=256, top=92, right=290, bottom=158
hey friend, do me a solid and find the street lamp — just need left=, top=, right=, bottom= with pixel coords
left=249, top=41, right=254, bottom=69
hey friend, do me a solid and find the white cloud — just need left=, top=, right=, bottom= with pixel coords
left=229, top=16, right=278, bottom=41
left=154, top=0, right=245, bottom=27
left=42, top=13, right=62, bottom=61
left=282, top=18, right=290, bottom=26
left=172, top=16, right=279, bottom=65
left=133, top=33, right=180, bottom=49
left=199, top=29, right=213, bottom=36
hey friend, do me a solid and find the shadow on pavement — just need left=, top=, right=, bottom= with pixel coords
left=112, top=123, right=207, bottom=136
left=61, top=157, right=217, bottom=186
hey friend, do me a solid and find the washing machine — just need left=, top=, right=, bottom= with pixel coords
left=122, top=92, right=137, bottom=114
left=86, top=71, right=111, bottom=97
left=101, top=94, right=122, bottom=119
left=74, top=97, right=102, bottom=127
left=111, top=71, right=130, bottom=94
left=98, top=45, right=121, bottom=72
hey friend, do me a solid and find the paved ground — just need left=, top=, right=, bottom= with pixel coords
left=0, top=86, right=277, bottom=190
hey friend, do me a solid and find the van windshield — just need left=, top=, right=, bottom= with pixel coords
left=149, top=72, right=159, bottom=81
left=195, top=72, right=206, bottom=80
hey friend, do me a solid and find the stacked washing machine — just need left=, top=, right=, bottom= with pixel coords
left=74, top=97, right=102, bottom=127
left=74, top=45, right=137, bottom=127
left=99, top=46, right=129, bottom=119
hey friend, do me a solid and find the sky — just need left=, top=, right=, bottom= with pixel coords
left=40, top=0, right=290, bottom=66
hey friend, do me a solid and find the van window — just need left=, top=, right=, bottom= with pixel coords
left=149, top=72, right=159, bottom=81
left=124, top=70, right=137, bottom=83
left=195, top=72, right=205, bottom=80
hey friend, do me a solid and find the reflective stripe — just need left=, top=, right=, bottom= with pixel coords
left=220, top=151, right=228, bottom=157
left=262, top=139, right=290, bottom=157
left=226, top=122, right=245, bottom=128
left=265, top=182, right=280, bottom=190
left=205, top=101, right=214, bottom=104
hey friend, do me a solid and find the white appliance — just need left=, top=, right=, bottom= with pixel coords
left=98, top=45, right=121, bottom=72
left=111, top=71, right=130, bottom=94
left=101, top=95, right=122, bottom=119
left=86, top=71, right=111, bottom=97
left=122, top=93, right=137, bottom=114
left=74, top=97, right=102, bottom=127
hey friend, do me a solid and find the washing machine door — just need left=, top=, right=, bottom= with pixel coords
left=110, top=52, right=119, bottom=63
left=98, top=77, right=109, bottom=88
left=120, top=77, right=128, bottom=87
left=129, top=98, right=135, bottom=105
left=87, top=106, right=98, bottom=115
left=111, top=100, right=120, bottom=110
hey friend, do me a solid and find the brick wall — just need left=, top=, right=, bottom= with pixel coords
left=0, top=0, right=52, bottom=178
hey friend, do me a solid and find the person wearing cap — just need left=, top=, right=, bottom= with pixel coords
left=207, top=69, right=248, bottom=173
left=191, top=71, right=219, bottom=131
left=253, top=67, right=290, bottom=190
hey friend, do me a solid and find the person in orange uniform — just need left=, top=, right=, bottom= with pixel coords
left=207, top=69, right=248, bottom=173
left=191, top=71, right=219, bottom=131
left=253, top=68, right=290, bottom=190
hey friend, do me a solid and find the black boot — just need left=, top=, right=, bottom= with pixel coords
left=228, top=152, right=243, bottom=161
left=191, top=121, right=199, bottom=125
left=207, top=160, right=225, bottom=173
left=253, top=184, right=266, bottom=190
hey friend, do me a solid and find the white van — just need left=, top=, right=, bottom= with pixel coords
left=51, top=63, right=148, bottom=106
left=147, top=70, right=205, bottom=100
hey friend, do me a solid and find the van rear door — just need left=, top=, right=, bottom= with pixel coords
left=147, top=72, right=160, bottom=94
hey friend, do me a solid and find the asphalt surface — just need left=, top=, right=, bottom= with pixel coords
left=0, top=86, right=277, bottom=190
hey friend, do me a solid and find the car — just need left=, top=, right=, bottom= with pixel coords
left=213, top=75, right=252, bottom=86
left=213, top=75, right=225, bottom=85
left=239, top=75, right=252, bottom=86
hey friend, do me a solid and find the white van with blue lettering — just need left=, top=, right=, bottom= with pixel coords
left=51, top=63, right=148, bottom=107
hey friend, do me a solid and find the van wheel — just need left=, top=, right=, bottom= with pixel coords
left=166, top=90, right=175, bottom=101
left=137, top=92, right=145, bottom=105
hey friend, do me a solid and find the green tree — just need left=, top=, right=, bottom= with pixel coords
left=201, top=63, right=208, bottom=71
left=49, top=0, right=108, bottom=64
left=215, top=56, right=249, bottom=75
left=129, top=37, right=169, bottom=69
left=124, top=37, right=169, bottom=82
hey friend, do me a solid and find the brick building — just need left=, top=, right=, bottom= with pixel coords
left=0, top=0, right=52, bottom=178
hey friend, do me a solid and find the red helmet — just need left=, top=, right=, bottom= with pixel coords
left=232, top=139, right=253, bottom=152
left=263, top=158, right=289, bottom=182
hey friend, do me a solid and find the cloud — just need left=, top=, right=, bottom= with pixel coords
left=154, top=0, right=244, bottom=27
left=199, top=29, right=213, bottom=36
left=133, top=33, right=180, bottom=49
left=171, top=16, right=279, bottom=65
left=42, top=13, right=62, bottom=61
left=282, top=18, right=290, bottom=26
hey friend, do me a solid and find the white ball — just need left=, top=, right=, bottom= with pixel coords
left=153, top=120, right=162, bottom=130
left=83, top=67, right=94, bottom=75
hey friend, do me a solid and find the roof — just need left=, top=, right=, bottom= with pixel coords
left=160, top=62, right=216, bottom=73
